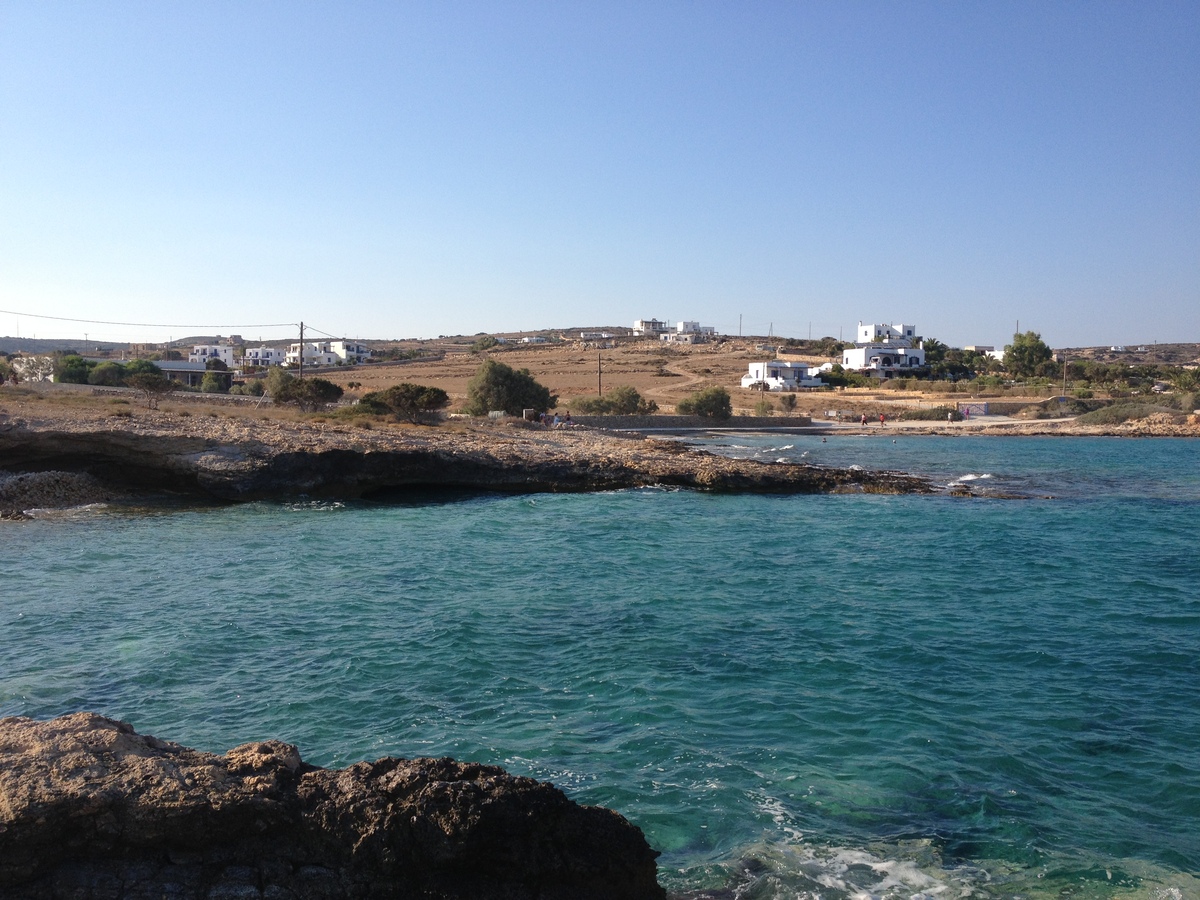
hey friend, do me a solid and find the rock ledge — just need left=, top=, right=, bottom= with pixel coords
left=0, top=713, right=665, bottom=899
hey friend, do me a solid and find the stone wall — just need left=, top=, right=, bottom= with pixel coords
left=570, top=414, right=813, bottom=430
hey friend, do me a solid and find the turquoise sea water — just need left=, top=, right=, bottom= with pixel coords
left=2, top=435, right=1199, bottom=899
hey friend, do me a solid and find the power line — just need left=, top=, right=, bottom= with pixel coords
left=302, top=323, right=345, bottom=340
left=0, top=308, right=296, bottom=330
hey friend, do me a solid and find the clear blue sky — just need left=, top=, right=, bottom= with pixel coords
left=2, top=1, right=1197, bottom=348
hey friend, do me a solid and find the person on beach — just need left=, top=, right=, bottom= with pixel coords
left=948, top=411, right=953, bottom=423
left=861, top=414, right=868, bottom=426
left=879, top=413, right=886, bottom=426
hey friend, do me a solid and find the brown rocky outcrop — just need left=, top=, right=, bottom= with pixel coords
left=0, top=410, right=933, bottom=511
left=0, top=713, right=665, bottom=899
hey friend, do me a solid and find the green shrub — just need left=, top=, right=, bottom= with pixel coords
left=359, top=383, right=450, bottom=422
left=54, top=355, right=94, bottom=384
left=898, top=406, right=961, bottom=421
left=464, top=359, right=555, bottom=416
left=470, top=335, right=499, bottom=353
left=273, top=377, right=344, bottom=411
left=200, top=371, right=229, bottom=394
left=230, top=379, right=266, bottom=396
left=126, top=373, right=175, bottom=408
left=124, top=359, right=163, bottom=377
left=87, top=361, right=128, bottom=387
left=572, top=385, right=658, bottom=415
left=1075, top=403, right=1184, bottom=425
left=676, top=386, right=732, bottom=420
left=778, top=393, right=797, bottom=412
left=754, top=397, right=774, bottom=417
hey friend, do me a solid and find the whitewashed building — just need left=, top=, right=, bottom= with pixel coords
left=661, top=321, right=717, bottom=344
left=285, top=340, right=372, bottom=367
left=189, top=345, right=236, bottom=367
left=632, top=318, right=668, bottom=337
left=741, top=360, right=824, bottom=390
left=242, top=346, right=288, bottom=367
left=841, top=321, right=926, bottom=375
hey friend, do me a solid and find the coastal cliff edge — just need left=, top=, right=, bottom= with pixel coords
left=0, top=409, right=932, bottom=513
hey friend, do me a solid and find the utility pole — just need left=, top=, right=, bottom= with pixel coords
left=739, top=314, right=742, bottom=337
left=298, top=321, right=304, bottom=380
left=597, top=351, right=602, bottom=396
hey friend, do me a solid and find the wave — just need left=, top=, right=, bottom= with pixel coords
left=671, top=838, right=1199, bottom=900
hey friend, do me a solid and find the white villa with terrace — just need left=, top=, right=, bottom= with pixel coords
left=285, top=340, right=372, bottom=367
left=188, top=345, right=236, bottom=367
left=841, top=322, right=926, bottom=375
left=741, top=360, right=824, bottom=390
left=242, top=346, right=288, bottom=367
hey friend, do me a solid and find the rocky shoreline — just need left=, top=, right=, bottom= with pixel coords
left=0, top=407, right=934, bottom=515
left=0, top=713, right=665, bottom=899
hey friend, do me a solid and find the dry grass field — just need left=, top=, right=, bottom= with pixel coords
left=315, top=340, right=823, bottom=414
left=309, top=339, right=1045, bottom=418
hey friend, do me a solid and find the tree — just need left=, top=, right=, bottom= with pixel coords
left=87, top=361, right=127, bottom=387
left=1003, top=331, right=1054, bottom=378
left=200, top=371, right=229, bottom=393
left=470, top=335, right=499, bottom=353
left=205, top=358, right=229, bottom=371
left=124, top=359, right=163, bottom=377
left=921, top=337, right=949, bottom=368
left=126, top=373, right=175, bottom=409
left=676, top=386, right=732, bottom=420
left=54, top=354, right=93, bottom=384
left=265, top=366, right=294, bottom=398
left=230, top=379, right=266, bottom=396
left=778, top=393, right=797, bottom=412
left=360, top=383, right=450, bottom=423
left=273, top=377, right=344, bottom=411
left=463, top=359, right=556, bottom=416
left=1170, top=368, right=1200, bottom=393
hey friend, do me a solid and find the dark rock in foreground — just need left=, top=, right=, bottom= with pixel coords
left=0, top=713, right=665, bottom=899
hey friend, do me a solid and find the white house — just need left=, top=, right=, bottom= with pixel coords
left=189, top=345, right=236, bottom=367
left=285, top=340, right=372, bottom=367
left=676, top=321, right=716, bottom=335
left=841, top=321, right=926, bottom=375
left=331, top=340, right=372, bottom=363
left=841, top=345, right=926, bottom=373
left=741, top=360, right=824, bottom=390
left=857, top=322, right=918, bottom=344
left=242, top=346, right=288, bottom=367
left=632, top=318, right=668, bottom=337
